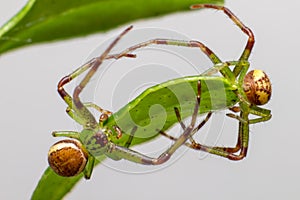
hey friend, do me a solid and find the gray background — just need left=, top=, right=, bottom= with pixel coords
left=0, top=0, right=299, bottom=199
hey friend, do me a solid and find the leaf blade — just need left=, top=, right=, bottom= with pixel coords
left=0, top=0, right=224, bottom=54
left=31, top=157, right=103, bottom=200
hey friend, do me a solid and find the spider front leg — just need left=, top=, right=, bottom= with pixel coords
left=57, top=26, right=134, bottom=128
left=107, top=38, right=221, bottom=64
left=108, top=4, right=255, bottom=81
left=106, top=35, right=239, bottom=79
left=191, top=4, right=255, bottom=76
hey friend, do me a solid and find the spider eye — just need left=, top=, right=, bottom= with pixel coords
left=48, top=139, right=88, bottom=177
left=243, top=70, right=272, bottom=105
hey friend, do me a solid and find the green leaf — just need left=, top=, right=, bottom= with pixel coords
left=32, top=168, right=83, bottom=200
left=0, top=0, right=223, bottom=55
left=32, top=157, right=103, bottom=200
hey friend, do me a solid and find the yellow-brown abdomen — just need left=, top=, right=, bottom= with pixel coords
left=243, top=70, right=272, bottom=105
left=48, top=139, right=88, bottom=177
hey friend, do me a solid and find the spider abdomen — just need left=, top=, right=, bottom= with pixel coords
left=48, top=139, right=88, bottom=177
left=243, top=70, right=272, bottom=105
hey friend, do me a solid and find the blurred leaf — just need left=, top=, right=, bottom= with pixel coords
left=0, top=0, right=223, bottom=55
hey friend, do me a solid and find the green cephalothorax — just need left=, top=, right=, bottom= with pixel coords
left=48, top=4, right=272, bottom=179
left=79, top=129, right=110, bottom=156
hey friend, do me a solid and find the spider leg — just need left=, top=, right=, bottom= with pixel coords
left=57, top=26, right=133, bottom=128
left=191, top=4, right=254, bottom=76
